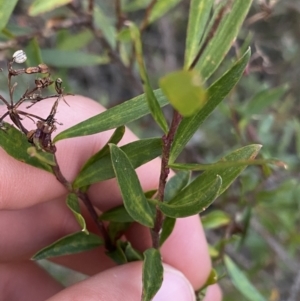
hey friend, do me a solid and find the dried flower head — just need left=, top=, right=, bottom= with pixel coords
left=12, top=50, right=27, bottom=64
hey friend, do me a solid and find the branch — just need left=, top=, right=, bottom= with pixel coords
left=140, top=0, right=157, bottom=32
left=151, top=110, right=182, bottom=248
left=52, top=155, right=114, bottom=251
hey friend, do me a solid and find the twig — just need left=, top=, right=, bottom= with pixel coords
left=77, top=191, right=114, bottom=251
left=52, top=155, right=114, bottom=251
left=140, top=0, right=157, bottom=32
left=151, top=110, right=182, bottom=248
left=115, top=0, right=123, bottom=32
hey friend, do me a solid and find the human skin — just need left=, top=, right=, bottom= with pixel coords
left=0, top=95, right=222, bottom=301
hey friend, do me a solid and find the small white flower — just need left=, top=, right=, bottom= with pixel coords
left=12, top=50, right=27, bottom=64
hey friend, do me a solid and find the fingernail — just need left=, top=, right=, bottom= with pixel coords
left=153, top=264, right=196, bottom=301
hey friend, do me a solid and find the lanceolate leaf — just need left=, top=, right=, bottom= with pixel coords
left=108, top=222, right=131, bottom=242
left=78, top=126, right=125, bottom=188
left=195, top=0, right=252, bottom=80
left=94, top=4, right=116, bottom=49
left=224, top=255, right=267, bottom=301
left=118, top=240, right=144, bottom=262
left=127, top=22, right=168, bottom=133
left=27, top=147, right=56, bottom=166
left=29, top=0, right=72, bottom=16
left=142, top=248, right=164, bottom=301
left=99, top=205, right=134, bottom=223
left=41, top=49, right=109, bottom=67
left=164, top=171, right=190, bottom=202
left=148, top=0, right=182, bottom=25
left=159, top=217, right=176, bottom=246
left=32, top=232, right=103, bottom=260
left=184, top=0, right=213, bottom=69
left=241, top=84, right=289, bottom=117
left=110, top=144, right=155, bottom=227
left=202, top=210, right=231, bottom=229
left=54, top=90, right=168, bottom=142
left=193, top=144, right=262, bottom=197
left=66, top=193, right=88, bottom=234
left=169, top=158, right=282, bottom=171
left=73, top=138, right=162, bottom=189
left=169, top=48, right=251, bottom=162
left=158, top=176, right=222, bottom=218
left=0, top=0, right=19, bottom=30
left=25, top=38, right=43, bottom=66
left=0, top=122, right=53, bottom=173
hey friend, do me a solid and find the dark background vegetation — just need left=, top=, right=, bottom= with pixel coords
left=1, top=1, right=299, bottom=300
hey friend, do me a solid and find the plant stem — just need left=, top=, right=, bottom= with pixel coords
left=52, top=155, right=114, bottom=251
left=140, top=0, right=157, bottom=32
left=151, top=110, right=182, bottom=248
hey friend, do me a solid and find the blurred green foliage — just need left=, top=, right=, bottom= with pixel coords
left=0, top=0, right=299, bottom=300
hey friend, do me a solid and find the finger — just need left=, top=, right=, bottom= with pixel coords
left=46, top=262, right=196, bottom=301
left=0, top=261, right=63, bottom=301
left=0, top=96, right=161, bottom=210
left=203, top=284, right=223, bottom=301
left=1, top=178, right=211, bottom=290
left=126, top=215, right=211, bottom=290
left=0, top=96, right=212, bottom=291
left=1, top=198, right=211, bottom=290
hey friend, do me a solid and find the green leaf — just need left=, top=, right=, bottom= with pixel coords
left=25, top=38, right=43, bottom=66
left=184, top=0, right=213, bottom=69
left=106, top=244, right=128, bottom=265
left=108, top=222, right=131, bottom=242
left=193, top=145, right=262, bottom=197
left=110, top=144, right=155, bottom=227
left=100, top=205, right=134, bottom=223
left=41, top=49, right=109, bottom=68
left=127, top=21, right=168, bottom=133
left=0, top=0, right=18, bottom=31
left=94, top=4, right=116, bottom=49
left=54, top=89, right=168, bottom=142
left=57, top=29, right=94, bottom=51
left=159, top=70, right=207, bottom=116
left=142, top=248, right=164, bottom=301
left=0, top=122, right=53, bottom=173
left=73, top=138, right=162, bottom=188
left=148, top=0, right=182, bottom=24
left=169, top=158, right=282, bottom=171
left=195, top=0, right=252, bottom=80
left=202, top=210, right=231, bottom=229
left=27, top=147, right=56, bottom=166
left=158, top=176, right=222, bottom=218
left=123, top=0, right=150, bottom=12
left=159, top=217, right=176, bottom=246
left=203, top=269, right=218, bottom=287
left=29, top=0, right=72, bottom=16
left=118, top=240, right=144, bottom=262
left=224, top=255, right=267, bottom=301
left=164, top=171, right=190, bottom=202
left=106, top=240, right=144, bottom=264
left=66, top=193, right=88, bottom=234
left=77, top=126, right=125, bottom=191
left=32, top=232, right=103, bottom=260
left=169, top=48, right=251, bottom=162
left=242, top=84, right=289, bottom=117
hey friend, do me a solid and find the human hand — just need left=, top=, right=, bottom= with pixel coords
left=0, top=96, right=222, bottom=301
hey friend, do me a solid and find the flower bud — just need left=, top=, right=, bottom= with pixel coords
left=12, top=50, right=27, bottom=64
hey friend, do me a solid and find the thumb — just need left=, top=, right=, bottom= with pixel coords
left=46, top=262, right=196, bottom=301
